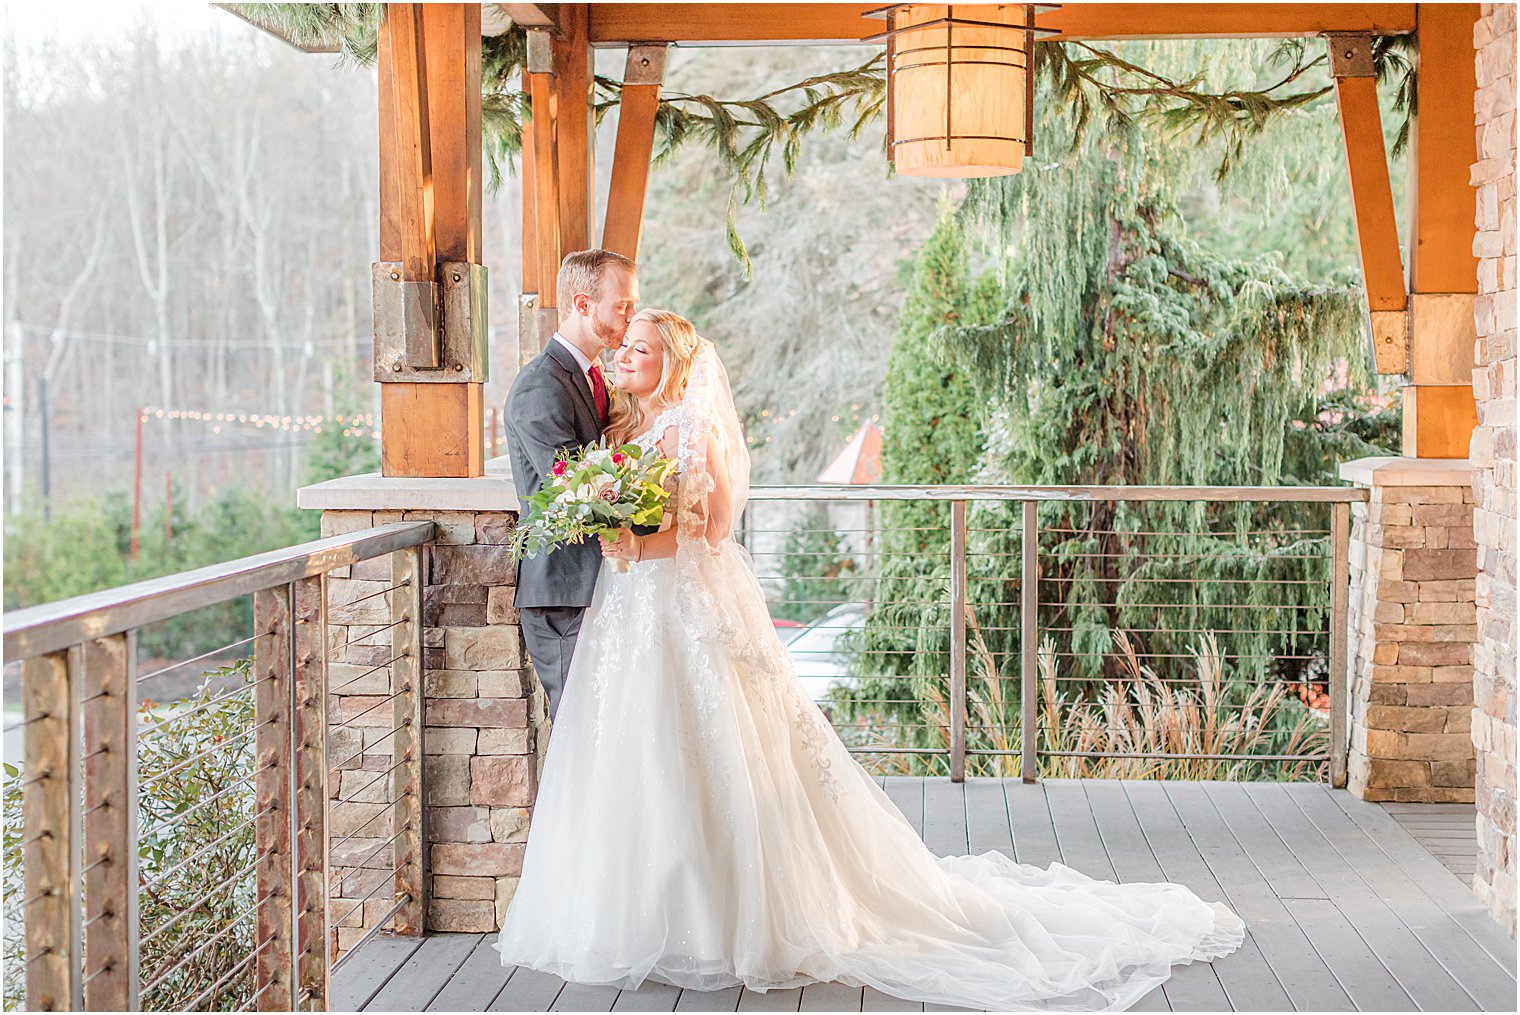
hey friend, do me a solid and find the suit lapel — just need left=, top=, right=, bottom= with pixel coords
left=543, top=340, right=602, bottom=434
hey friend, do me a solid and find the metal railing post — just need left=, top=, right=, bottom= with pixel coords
left=291, top=575, right=329, bottom=1010
left=392, top=545, right=427, bottom=934
left=254, top=585, right=295, bottom=1010
left=949, top=500, right=968, bottom=782
left=1330, top=501, right=1350, bottom=789
left=81, top=631, right=137, bottom=1011
left=1020, top=500, right=1039, bottom=783
left=22, top=649, right=82, bottom=1012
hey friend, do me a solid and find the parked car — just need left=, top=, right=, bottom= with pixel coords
left=784, top=602, right=866, bottom=706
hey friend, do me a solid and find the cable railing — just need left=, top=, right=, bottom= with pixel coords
left=1, top=520, right=432, bottom=1012
left=743, top=484, right=1363, bottom=786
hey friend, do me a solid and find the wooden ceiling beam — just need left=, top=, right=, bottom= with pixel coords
left=585, top=3, right=1417, bottom=46
left=494, top=3, right=563, bottom=34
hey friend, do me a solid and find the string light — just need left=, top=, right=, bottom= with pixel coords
left=139, top=406, right=379, bottom=438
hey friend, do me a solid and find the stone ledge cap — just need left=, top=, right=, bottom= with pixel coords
left=299, top=456, right=519, bottom=512
left=1339, top=456, right=1474, bottom=488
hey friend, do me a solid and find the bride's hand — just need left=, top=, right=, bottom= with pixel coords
left=600, top=529, right=641, bottom=562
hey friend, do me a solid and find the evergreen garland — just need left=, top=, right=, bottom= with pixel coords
left=222, top=4, right=1414, bottom=267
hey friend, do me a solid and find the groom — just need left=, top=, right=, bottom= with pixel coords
left=506, top=249, right=640, bottom=719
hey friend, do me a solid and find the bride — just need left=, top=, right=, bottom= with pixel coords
left=494, top=309, right=1244, bottom=1011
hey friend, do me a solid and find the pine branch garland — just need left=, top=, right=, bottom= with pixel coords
left=222, top=4, right=1414, bottom=269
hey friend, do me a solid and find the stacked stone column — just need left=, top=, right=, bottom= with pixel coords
left=1342, top=459, right=1477, bottom=803
left=1472, top=0, right=1517, bottom=936
left=312, top=495, right=544, bottom=958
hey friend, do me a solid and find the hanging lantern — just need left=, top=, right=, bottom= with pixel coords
left=866, top=4, right=1057, bottom=178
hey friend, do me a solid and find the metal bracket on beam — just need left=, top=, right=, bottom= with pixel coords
left=526, top=29, right=554, bottom=74
left=373, top=261, right=490, bottom=383
left=623, top=44, right=667, bottom=86
left=1325, top=33, right=1375, bottom=78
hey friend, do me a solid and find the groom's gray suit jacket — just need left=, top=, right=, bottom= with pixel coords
left=506, top=340, right=609, bottom=609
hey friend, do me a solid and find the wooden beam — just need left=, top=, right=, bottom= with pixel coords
left=22, top=652, right=79, bottom=1013
left=603, top=46, right=666, bottom=260
left=1408, top=3, right=1480, bottom=295
left=425, top=2, right=483, bottom=264
left=528, top=61, right=561, bottom=303
left=521, top=118, right=538, bottom=294
left=496, top=3, right=562, bottom=33
left=81, top=633, right=138, bottom=1012
left=1334, top=74, right=1407, bottom=314
left=384, top=3, right=435, bottom=284
left=1403, top=385, right=1479, bottom=459
left=253, top=589, right=295, bottom=1011
left=1403, top=3, right=1480, bottom=458
left=554, top=4, right=595, bottom=257
left=586, top=3, right=1417, bottom=46
left=377, top=4, right=486, bottom=478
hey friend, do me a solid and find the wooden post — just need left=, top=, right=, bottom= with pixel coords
left=602, top=45, right=667, bottom=260
left=1403, top=2, right=1481, bottom=458
left=1329, top=33, right=1408, bottom=374
left=391, top=547, right=427, bottom=934
left=377, top=3, right=486, bottom=478
left=948, top=500, right=967, bottom=783
left=80, top=632, right=137, bottom=1012
left=553, top=4, right=595, bottom=259
left=253, top=586, right=295, bottom=1011
left=290, top=576, right=329, bottom=1011
left=23, top=651, right=81, bottom=1012
left=1020, top=501, right=1039, bottom=783
left=521, top=28, right=563, bottom=363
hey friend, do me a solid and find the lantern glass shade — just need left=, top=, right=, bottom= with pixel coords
left=889, top=4, right=1027, bottom=178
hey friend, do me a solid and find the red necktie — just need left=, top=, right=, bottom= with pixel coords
left=588, top=362, right=609, bottom=425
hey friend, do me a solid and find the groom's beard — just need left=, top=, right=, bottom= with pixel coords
left=592, top=317, right=627, bottom=348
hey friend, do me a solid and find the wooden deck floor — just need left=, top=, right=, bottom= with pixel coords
left=1383, top=801, right=1480, bottom=881
left=331, top=779, right=1516, bottom=1012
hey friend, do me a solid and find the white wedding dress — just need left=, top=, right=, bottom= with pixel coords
left=495, top=343, right=1244, bottom=1011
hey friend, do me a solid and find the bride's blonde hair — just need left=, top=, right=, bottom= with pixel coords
left=607, top=309, right=703, bottom=446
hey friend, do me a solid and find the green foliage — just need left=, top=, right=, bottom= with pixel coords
left=842, top=70, right=1400, bottom=778
left=4, top=660, right=261, bottom=1011
left=4, top=488, right=316, bottom=658
left=771, top=506, right=858, bottom=624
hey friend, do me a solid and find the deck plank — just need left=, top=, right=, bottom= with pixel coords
left=1337, top=793, right=1516, bottom=976
left=490, top=967, right=568, bottom=1012
left=676, top=986, right=743, bottom=1011
left=921, top=778, right=968, bottom=856
left=1083, top=780, right=1232, bottom=1012
left=1121, top=781, right=1293, bottom=1013
left=428, top=936, right=514, bottom=1011
left=375, top=779, right=1513, bottom=1015
left=964, top=778, right=1015, bottom=859
left=330, top=934, right=425, bottom=1012
left=799, top=981, right=864, bottom=1011
left=883, top=777, right=925, bottom=837
left=1159, top=781, right=1353, bottom=1012
left=552, top=980, right=621, bottom=1011
left=366, top=932, right=481, bottom=1011
left=1042, top=779, right=1114, bottom=879
left=738, top=986, right=804, bottom=1011
left=861, top=986, right=923, bottom=1011
left=1283, top=784, right=1516, bottom=1011
left=1242, top=782, right=1474, bottom=1011
left=1003, top=780, right=1062, bottom=868
left=613, top=980, right=683, bottom=1011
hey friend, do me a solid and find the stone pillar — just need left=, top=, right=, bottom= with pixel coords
left=1341, top=458, right=1477, bottom=803
left=299, top=466, right=545, bottom=956
left=1471, top=0, right=1517, bottom=936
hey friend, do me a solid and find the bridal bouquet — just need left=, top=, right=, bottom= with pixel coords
left=511, top=441, right=678, bottom=571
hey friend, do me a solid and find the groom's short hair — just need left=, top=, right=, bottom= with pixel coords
left=557, top=249, right=637, bottom=317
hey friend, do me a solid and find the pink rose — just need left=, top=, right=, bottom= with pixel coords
left=612, top=451, right=625, bottom=465
left=598, top=487, right=619, bottom=503
left=552, top=460, right=567, bottom=477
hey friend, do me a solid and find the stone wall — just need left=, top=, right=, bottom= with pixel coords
left=1471, top=0, right=1517, bottom=937
left=321, top=507, right=542, bottom=956
left=1343, top=460, right=1477, bottom=802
